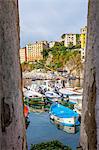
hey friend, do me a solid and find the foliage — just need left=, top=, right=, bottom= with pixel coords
left=54, top=41, right=64, bottom=46
left=48, top=44, right=81, bottom=72
left=65, top=51, right=82, bottom=75
left=31, top=140, right=72, bottom=150
left=61, top=34, right=66, bottom=39
left=21, top=62, right=34, bottom=72
left=76, top=34, right=81, bottom=42
left=21, top=44, right=82, bottom=74
left=34, top=60, right=45, bottom=69
left=67, top=42, right=74, bottom=49
left=42, top=49, right=50, bottom=60
left=73, top=44, right=81, bottom=49
left=61, top=101, right=74, bottom=110
left=21, top=60, right=46, bottom=71
left=76, top=34, right=81, bottom=48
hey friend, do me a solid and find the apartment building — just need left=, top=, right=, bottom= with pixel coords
left=62, top=34, right=80, bottom=47
left=64, top=34, right=76, bottom=47
left=26, top=41, right=49, bottom=62
left=19, top=47, right=27, bottom=63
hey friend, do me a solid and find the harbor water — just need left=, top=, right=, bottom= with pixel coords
left=26, top=112, right=80, bottom=150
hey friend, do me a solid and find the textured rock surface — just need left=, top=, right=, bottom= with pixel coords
left=80, top=0, right=99, bottom=150
left=0, top=1, right=26, bottom=150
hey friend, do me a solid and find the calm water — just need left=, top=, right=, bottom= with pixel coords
left=26, top=112, right=80, bottom=150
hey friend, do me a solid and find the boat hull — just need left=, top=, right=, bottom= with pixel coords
left=50, top=114, right=79, bottom=134
left=49, top=103, right=80, bottom=133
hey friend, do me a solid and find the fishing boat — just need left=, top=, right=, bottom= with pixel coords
left=69, top=95, right=82, bottom=103
left=24, top=105, right=29, bottom=118
left=49, top=103, right=80, bottom=133
left=73, top=103, right=82, bottom=115
left=45, top=91, right=60, bottom=102
left=24, top=105, right=30, bottom=129
left=59, top=88, right=81, bottom=96
left=23, top=90, right=43, bottom=100
left=59, top=88, right=82, bottom=109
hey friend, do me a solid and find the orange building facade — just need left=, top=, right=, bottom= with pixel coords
left=26, top=41, right=48, bottom=62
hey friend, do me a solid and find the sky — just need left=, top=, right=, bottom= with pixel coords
left=19, top=0, right=88, bottom=47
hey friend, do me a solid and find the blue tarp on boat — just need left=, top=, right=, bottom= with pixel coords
left=50, top=103, right=79, bottom=118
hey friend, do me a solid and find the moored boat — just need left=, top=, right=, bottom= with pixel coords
left=59, top=88, right=82, bottom=112
left=24, top=90, right=43, bottom=98
left=24, top=105, right=29, bottom=118
left=23, top=90, right=44, bottom=103
left=59, top=88, right=81, bottom=96
left=69, top=95, right=82, bottom=103
left=49, top=103, right=80, bottom=133
left=73, top=103, right=82, bottom=115
left=45, top=91, right=60, bottom=102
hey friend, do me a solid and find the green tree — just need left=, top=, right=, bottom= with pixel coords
left=61, top=34, right=66, bottom=39
left=31, top=140, right=71, bottom=150
left=68, top=42, right=74, bottom=49
left=42, top=49, right=49, bottom=60
left=48, top=43, right=82, bottom=71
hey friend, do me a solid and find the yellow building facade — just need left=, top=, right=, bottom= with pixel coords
left=80, top=33, right=86, bottom=49
left=80, top=26, right=87, bottom=49
left=80, top=26, right=87, bottom=62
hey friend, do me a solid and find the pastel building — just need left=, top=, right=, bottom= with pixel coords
left=61, top=34, right=80, bottom=47
left=64, top=34, right=76, bottom=47
left=80, top=26, right=87, bottom=49
left=80, top=26, right=87, bottom=62
left=19, top=47, right=27, bottom=63
left=26, top=41, right=49, bottom=62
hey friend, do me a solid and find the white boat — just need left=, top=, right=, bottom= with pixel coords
left=23, top=90, right=43, bottom=99
left=59, top=88, right=82, bottom=114
left=69, top=95, right=82, bottom=103
left=74, top=88, right=83, bottom=94
left=23, top=87, right=27, bottom=92
left=74, top=103, right=82, bottom=115
left=45, top=91, right=60, bottom=102
left=49, top=103, right=80, bottom=133
left=59, top=88, right=81, bottom=96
